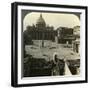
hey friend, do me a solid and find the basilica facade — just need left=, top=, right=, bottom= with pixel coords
left=24, top=14, right=56, bottom=41
left=24, top=14, right=75, bottom=45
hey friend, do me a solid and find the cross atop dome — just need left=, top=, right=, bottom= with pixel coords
left=36, top=13, right=46, bottom=28
left=40, top=13, right=42, bottom=18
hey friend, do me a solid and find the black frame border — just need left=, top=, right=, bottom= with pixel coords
left=11, top=2, right=88, bottom=87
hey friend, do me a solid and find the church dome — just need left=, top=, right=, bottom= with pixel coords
left=36, top=14, right=46, bottom=27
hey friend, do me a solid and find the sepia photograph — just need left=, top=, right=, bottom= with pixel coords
left=11, top=2, right=87, bottom=87
left=23, top=12, right=80, bottom=77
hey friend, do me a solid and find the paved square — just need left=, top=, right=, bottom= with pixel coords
left=25, top=40, right=80, bottom=61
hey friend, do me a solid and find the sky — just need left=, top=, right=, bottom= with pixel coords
left=23, top=12, right=80, bottom=30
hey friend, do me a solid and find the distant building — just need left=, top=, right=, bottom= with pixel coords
left=72, top=39, right=80, bottom=53
left=24, top=14, right=56, bottom=42
left=56, top=27, right=75, bottom=44
left=73, top=26, right=80, bottom=53
left=73, top=26, right=80, bottom=36
left=24, top=14, right=77, bottom=45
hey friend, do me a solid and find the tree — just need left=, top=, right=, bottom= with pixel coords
left=23, top=30, right=33, bottom=45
